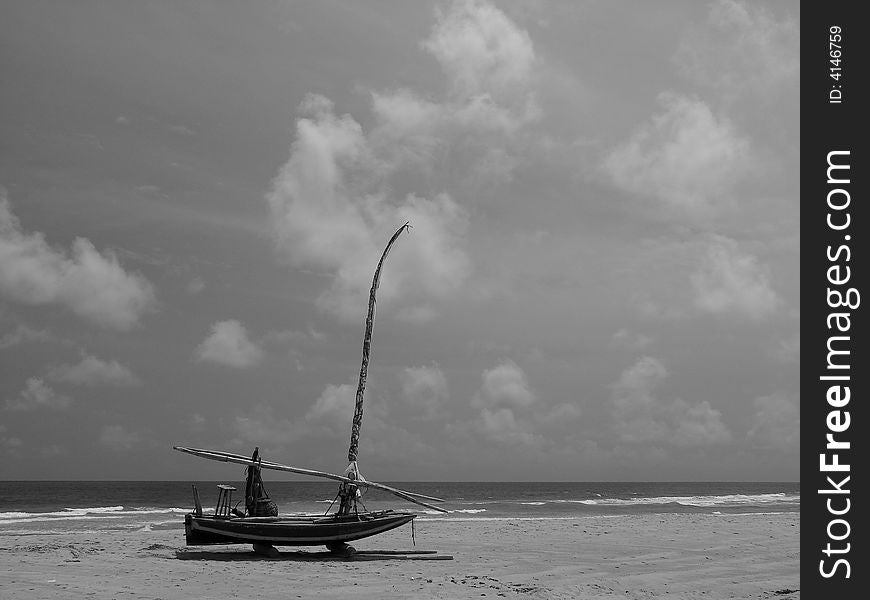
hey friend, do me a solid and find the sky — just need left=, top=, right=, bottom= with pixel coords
left=0, top=0, right=799, bottom=481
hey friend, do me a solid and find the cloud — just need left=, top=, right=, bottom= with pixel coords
left=371, top=0, right=539, bottom=174
left=428, top=0, right=530, bottom=87
left=369, top=90, right=529, bottom=185
left=0, top=324, right=53, bottom=349
left=458, top=359, right=581, bottom=449
left=611, top=328, right=653, bottom=351
left=5, top=378, right=71, bottom=411
left=190, top=413, right=207, bottom=433
left=266, top=2, right=545, bottom=320
left=611, top=356, right=732, bottom=447
left=674, top=0, right=799, bottom=101
left=0, top=425, right=23, bottom=451
left=771, top=334, right=800, bottom=363
left=169, top=124, right=197, bottom=137
left=463, top=360, right=550, bottom=447
left=233, top=383, right=380, bottom=453
left=0, top=195, right=156, bottom=330
left=305, top=383, right=356, bottom=423
left=195, top=320, right=264, bottom=368
left=261, top=326, right=325, bottom=347
left=747, top=391, right=799, bottom=450
left=691, top=235, right=780, bottom=319
left=395, top=304, right=437, bottom=324
left=473, top=359, right=536, bottom=409
left=99, top=425, right=140, bottom=451
left=266, top=97, right=470, bottom=319
left=266, top=96, right=379, bottom=272
left=2, top=436, right=23, bottom=450
left=187, top=277, right=206, bottom=295
left=475, top=407, right=540, bottom=446
left=537, top=402, right=582, bottom=426
left=300, top=382, right=444, bottom=471
left=602, top=93, right=751, bottom=219
left=41, top=444, right=65, bottom=458
left=47, top=355, right=140, bottom=387
left=399, top=364, right=448, bottom=419
left=232, top=407, right=305, bottom=452
left=424, top=0, right=535, bottom=104
left=233, top=382, right=415, bottom=464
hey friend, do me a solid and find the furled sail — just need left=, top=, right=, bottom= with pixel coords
left=346, top=222, right=411, bottom=475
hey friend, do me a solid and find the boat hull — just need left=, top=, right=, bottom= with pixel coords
left=184, top=511, right=415, bottom=547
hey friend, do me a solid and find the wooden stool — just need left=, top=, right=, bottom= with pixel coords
left=215, top=484, right=237, bottom=517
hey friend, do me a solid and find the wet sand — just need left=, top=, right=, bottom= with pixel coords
left=0, top=512, right=799, bottom=599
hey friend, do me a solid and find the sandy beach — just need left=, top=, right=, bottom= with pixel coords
left=0, top=512, right=799, bottom=599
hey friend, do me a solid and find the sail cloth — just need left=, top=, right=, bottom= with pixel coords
left=244, top=447, right=278, bottom=517
left=346, top=223, right=411, bottom=471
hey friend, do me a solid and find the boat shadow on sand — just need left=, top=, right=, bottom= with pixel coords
left=174, top=548, right=452, bottom=562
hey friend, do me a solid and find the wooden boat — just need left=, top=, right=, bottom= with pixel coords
left=175, top=224, right=447, bottom=555
left=184, top=511, right=416, bottom=548
left=175, top=444, right=440, bottom=551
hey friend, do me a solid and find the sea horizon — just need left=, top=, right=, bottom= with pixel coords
left=1, top=480, right=800, bottom=537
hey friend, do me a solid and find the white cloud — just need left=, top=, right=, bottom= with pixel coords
left=370, top=0, right=539, bottom=176
left=395, top=304, right=437, bottom=324
left=5, top=378, right=71, bottom=411
left=0, top=425, right=23, bottom=451
left=368, top=90, right=444, bottom=157
left=475, top=407, right=540, bottom=446
left=99, top=425, right=140, bottom=451
left=691, top=235, right=780, bottom=319
left=190, top=413, right=207, bottom=433
left=233, top=383, right=385, bottom=455
left=305, top=383, right=356, bottom=423
left=399, top=364, right=448, bottom=419
left=262, top=326, right=325, bottom=347
left=447, top=359, right=581, bottom=453
left=233, top=407, right=304, bottom=452
left=668, top=399, right=734, bottom=447
left=674, top=0, right=799, bottom=100
left=0, top=196, right=156, bottom=330
left=41, top=444, right=65, bottom=458
left=302, top=382, right=390, bottom=448
left=463, top=360, right=546, bottom=447
left=602, top=93, right=751, bottom=219
left=473, top=359, right=536, bottom=409
left=195, top=320, right=264, bottom=368
left=537, top=402, right=582, bottom=426
left=187, top=277, right=206, bottom=295
left=266, top=97, right=471, bottom=320
left=0, top=324, right=52, bottom=349
left=48, top=355, right=139, bottom=387
left=369, top=90, right=529, bottom=189
left=2, top=436, right=23, bottom=450
left=266, top=2, right=546, bottom=320
left=611, top=356, right=732, bottom=447
left=423, top=0, right=536, bottom=104
left=169, top=124, right=197, bottom=137
left=747, top=392, right=799, bottom=450
left=771, top=334, right=800, bottom=363
left=611, top=328, right=653, bottom=351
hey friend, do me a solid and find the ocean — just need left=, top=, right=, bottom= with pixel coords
left=0, top=481, right=799, bottom=538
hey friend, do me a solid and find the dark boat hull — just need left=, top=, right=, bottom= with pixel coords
left=184, top=511, right=415, bottom=547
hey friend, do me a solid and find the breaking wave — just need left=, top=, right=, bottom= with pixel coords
left=0, top=506, right=189, bottom=525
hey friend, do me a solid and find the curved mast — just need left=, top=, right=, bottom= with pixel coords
left=346, top=222, right=411, bottom=475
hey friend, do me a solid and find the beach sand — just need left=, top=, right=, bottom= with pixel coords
left=0, top=512, right=799, bottom=599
